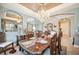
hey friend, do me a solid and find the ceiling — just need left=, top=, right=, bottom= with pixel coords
left=20, top=3, right=62, bottom=12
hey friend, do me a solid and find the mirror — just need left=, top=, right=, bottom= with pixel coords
left=2, top=10, right=22, bottom=32
left=4, top=20, right=18, bottom=32
left=47, top=23, right=53, bottom=31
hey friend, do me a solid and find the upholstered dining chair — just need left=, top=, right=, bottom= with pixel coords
left=57, top=28, right=63, bottom=54
left=27, top=31, right=34, bottom=39
left=16, top=35, right=26, bottom=46
left=56, top=30, right=67, bottom=55
left=56, top=34, right=62, bottom=54
left=50, top=33, right=57, bottom=55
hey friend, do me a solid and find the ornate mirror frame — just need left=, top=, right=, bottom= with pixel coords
left=47, top=23, right=53, bottom=31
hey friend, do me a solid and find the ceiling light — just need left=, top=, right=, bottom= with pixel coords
left=37, top=3, right=49, bottom=23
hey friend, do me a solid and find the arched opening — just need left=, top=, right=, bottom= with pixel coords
left=59, top=18, right=71, bottom=38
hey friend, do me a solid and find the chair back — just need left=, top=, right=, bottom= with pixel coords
left=56, top=31, right=62, bottom=54
left=27, top=31, right=34, bottom=39
left=50, top=33, right=57, bottom=55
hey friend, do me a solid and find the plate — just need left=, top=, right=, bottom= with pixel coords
left=39, top=40, right=48, bottom=44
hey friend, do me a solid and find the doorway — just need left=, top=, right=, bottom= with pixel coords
left=59, top=18, right=71, bottom=37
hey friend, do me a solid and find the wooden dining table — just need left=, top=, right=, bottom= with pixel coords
left=19, top=37, right=51, bottom=55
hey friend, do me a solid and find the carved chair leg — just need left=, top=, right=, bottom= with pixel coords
left=19, top=46, right=22, bottom=51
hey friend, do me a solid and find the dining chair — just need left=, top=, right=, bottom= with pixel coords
left=56, top=34, right=61, bottom=54
left=16, top=35, right=26, bottom=46
left=50, top=33, right=57, bottom=55
left=35, top=31, right=42, bottom=38
left=56, top=28, right=63, bottom=54
left=27, top=31, right=34, bottom=39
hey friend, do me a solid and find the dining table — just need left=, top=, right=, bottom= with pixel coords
left=19, top=37, right=51, bottom=55
left=19, top=31, right=56, bottom=55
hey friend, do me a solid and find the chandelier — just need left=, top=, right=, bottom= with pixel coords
left=37, top=3, right=49, bottom=23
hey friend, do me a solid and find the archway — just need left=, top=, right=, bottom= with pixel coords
left=59, top=18, right=71, bottom=37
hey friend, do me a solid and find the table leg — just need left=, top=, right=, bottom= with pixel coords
left=22, top=49, right=24, bottom=52
left=2, top=48, right=6, bottom=55
left=19, top=46, right=22, bottom=51
left=12, top=43, right=14, bottom=50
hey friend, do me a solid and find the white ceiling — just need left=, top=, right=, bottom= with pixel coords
left=0, top=3, right=79, bottom=21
